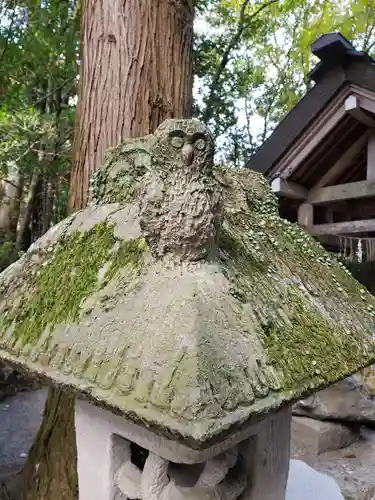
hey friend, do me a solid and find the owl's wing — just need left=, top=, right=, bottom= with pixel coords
left=90, top=134, right=155, bottom=205
left=138, top=171, right=166, bottom=253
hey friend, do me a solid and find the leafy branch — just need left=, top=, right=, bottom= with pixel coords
left=202, top=0, right=279, bottom=124
left=0, top=1, right=16, bottom=64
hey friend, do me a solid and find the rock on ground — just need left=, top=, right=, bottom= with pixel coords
left=292, top=424, right=375, bottom=499
left=294, top=375, right=375, bottom=424
left=0, top=363, right=39, bottom=403
left=292, top=416, right=360, bottom=455
left=286, top=459, right=344, bottom=500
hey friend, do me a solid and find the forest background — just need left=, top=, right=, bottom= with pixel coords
left=0, top=0, right=374, bottom=270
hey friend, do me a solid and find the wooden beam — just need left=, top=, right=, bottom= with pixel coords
left=280, top=105, right=346, bottom=178
left=269, top=87, right=375, bottom=180
left=271, top=92, right=350, bottom=179
left=298, top=203, right=313, bottom=228
left=312, top=132, right=370, bottom=188
left=271, top=177, right=308, bottom=200
left=350, top=84, right=375, bottom=103
left=345, top=96, right=375, bottom=127
left=308, top=180, right=375, bottom=205
left=310, top=219, right=375, bottom=236
left=367, top=133, right=375, bottom=181
left=354, top=94, right=375, bottom=115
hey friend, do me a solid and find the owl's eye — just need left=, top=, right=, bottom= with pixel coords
left=194, top=138, right=206, bottom=151
left=171, top=136, right=184, bottom=149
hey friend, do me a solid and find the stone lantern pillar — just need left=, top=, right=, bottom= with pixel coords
left=1, top=119, right=374, bottom=500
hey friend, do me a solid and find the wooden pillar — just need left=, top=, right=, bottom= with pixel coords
left=298, top=203, right=314, bottom=228
left=325, top=208, right=334, bottom=224
left=367, top=133, right=375, bottom=181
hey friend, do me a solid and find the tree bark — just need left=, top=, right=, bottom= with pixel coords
left=69, top=0, right=194, bottom=211
left=0, top=164, right=23, bottom=271
left=0, top=163, right=23, bottom=239
left=23, top=1, right=194, bottom=499
left=15, top=172, right=41, bottom=251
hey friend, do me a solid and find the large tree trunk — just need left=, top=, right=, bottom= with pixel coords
left=69, top=0, right=194, bottom=211
left=22, top=1, right=194, bottom=499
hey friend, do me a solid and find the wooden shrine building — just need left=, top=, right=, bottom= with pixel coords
left=246, top=32, right=375, bottom=289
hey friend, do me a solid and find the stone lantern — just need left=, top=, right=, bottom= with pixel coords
left=1, top=119, right=375, bottom=500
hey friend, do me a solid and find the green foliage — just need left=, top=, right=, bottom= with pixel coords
left=0, top=0, right=79, bottom=250
left=1, top=0, right=375, bottom=235
left=0, top=238, right=17, bottom=272
left=195, top=0, right=375, bottom=165
left=0, top=109, right=52, bottom=174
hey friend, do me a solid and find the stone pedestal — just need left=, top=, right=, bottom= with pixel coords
left=75, top=399, right=292, bottom=500
left=242, top=408, right=291, bottom=500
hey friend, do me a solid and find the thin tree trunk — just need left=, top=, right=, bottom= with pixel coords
left=69, top=0, right=194, bottom=211
left=15, top=172, right=40, bottom=251
left=23, top=2, right=194, bottom=499
left=0, top=163, right=23, bottom=239
left=0, top=163, right=23, bottom=271
left=43, top=180, right=56, bottom=234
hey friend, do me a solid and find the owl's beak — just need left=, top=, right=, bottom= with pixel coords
left=182, top=144, right=194, bottom=166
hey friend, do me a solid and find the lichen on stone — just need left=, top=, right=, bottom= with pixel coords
left=214, top=165, right=279, bottom=218
left=89, top=136, right=154, bottom=206
left=217, top=167, right=375, bottom=394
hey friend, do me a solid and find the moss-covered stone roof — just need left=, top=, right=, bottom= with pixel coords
left=1, top=122, right=375, bottom=450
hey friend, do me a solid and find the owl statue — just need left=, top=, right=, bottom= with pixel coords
left=139, top=119, right=222, bottom=261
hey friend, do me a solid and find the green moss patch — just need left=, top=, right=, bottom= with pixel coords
left=260, top=288, right=370, bottom=391
left=102, top=237, right=147, bottom=287
left=1, top=221, right=148, bottom=348
left=1, top=222, right=117, bottom=346
left=217, top=181, right=375, bottom=394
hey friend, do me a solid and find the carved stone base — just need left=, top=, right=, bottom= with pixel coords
left=75, top=399, right=291, bottom=500
left=116, top=443, right=247, bottom=499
